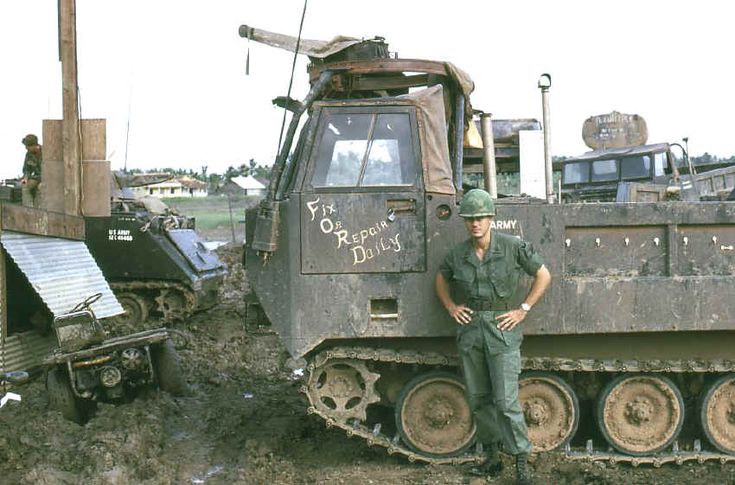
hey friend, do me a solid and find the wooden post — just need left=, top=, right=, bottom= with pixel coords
left=0, top=208, right=6, bottom=371
left=59, top=0, right=81, bottom=216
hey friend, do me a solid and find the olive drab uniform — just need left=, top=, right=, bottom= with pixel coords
left=439, top=231, right=544, bottom=455
left=21, top=135, right=42, bottom=208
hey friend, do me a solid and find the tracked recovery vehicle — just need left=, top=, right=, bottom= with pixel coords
left=84, top=173, right=226, bottom=330
left=240, top=26, right=735, bottom=466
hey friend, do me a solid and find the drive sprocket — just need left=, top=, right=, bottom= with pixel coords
left=305, top=359, right=380, bottom=422
left=155, top=288, right=189, bottom=322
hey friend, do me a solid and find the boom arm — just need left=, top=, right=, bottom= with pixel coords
left=238, top=24, right=362, bottom=60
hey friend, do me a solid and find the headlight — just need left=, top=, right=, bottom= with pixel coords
left=99, top=366, right=122, bottom=388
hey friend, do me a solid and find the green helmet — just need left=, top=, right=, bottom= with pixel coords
left=22, top=134, right=38, bottom=147
left=459, top=189, right=495, bottom=217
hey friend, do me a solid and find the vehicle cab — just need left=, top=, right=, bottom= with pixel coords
left=560, top=143, right=680, bottom=202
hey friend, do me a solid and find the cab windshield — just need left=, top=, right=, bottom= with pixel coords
left=311, top=111, right=417, bottom=188
left=562, top=154, right=655, bottom=185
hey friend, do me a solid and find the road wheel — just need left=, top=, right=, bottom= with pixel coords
left=700, top=374, right=735, bottom=454
left=46, top=367, right=95, bottom=424
left=519, top=372, right=580, bottom=451
left=115, top=293, right=149, bottom=329
left=152, top=339, right=189, bottom=396
left=597, top=373, right=684, bottom=455
left=395, top=371, right=476, bottom=458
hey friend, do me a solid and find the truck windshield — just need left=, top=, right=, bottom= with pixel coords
left=311, top=112, right=416, bottom=188
left=563, top=161, right=589, bottom=184
left=620, top=155, right=651, bottom=180
left=591, top=159, right=618, bottom=182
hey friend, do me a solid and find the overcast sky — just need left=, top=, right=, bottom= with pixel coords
left=1, top=0, right=733, bottom=180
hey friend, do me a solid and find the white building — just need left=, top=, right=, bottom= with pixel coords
left=133, top=175, right=208, bottom=199
left=178, top=176, right=208, bottom=197
left=222, top=175, right=266, bottom=196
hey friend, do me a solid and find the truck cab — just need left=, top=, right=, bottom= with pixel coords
left=560, top=142, right=679, bottom=202
left=245, top=62, right=469, bottom=357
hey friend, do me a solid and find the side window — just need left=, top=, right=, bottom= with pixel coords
left=591, top=159, right=618, bottom=182
left=620, top=155, right=651, bottom=180
left=562, top=161, right=589, bottom=184
left=311, top=111, right=416, bottom=188
left=654, top=152, right=667, bottom=176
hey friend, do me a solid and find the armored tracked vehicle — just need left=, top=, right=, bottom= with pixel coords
left=241, top=26, right=735, bottom=465
left=85, top=173, right=226, bottom=330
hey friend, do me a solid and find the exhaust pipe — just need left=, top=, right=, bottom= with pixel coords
left=538, top=73, right=554, bottom=203
left=480, top=113, right=497, bottom=198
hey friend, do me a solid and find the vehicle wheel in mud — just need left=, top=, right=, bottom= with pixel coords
left=115, top=293, right=149, bottom=328
left=597, top=373, right=684, bottom=455
left=152, top=338, right=189, bottom=396
left=700, top=373, right=735, bottom=454
left=395, top=371, right=476, bottom=458
left=519, top=372, right=580, bottom=451
left=306, top=359, right=380, bottom=422
left=46, top=367, right=95, bottom=424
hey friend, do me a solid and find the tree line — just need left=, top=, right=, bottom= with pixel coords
left=126, top=159, right=271, bottom=191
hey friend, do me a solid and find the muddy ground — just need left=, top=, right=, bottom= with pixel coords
left=1, top=246, right=734, bottom=484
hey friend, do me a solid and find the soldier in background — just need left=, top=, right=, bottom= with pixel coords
left=21, top=134, right=42, bottom=208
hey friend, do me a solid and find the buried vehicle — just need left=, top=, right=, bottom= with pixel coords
left=241, top=26, right=735, bottom=465
left=85, top=173, right=226, bottom=330
left=43, top=293, right=188, bottom=424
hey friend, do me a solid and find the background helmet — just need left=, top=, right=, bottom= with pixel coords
left=459, top=189, right=495, bottom=217
left=22, top=134, right=39, bottom=147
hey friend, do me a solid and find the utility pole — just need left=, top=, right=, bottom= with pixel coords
left=59, top=0, right=82, bottom=215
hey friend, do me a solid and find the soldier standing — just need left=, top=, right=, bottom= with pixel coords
left=435, top=189, right=551, bottom=485
left=21, top=134, right=43, bottom=208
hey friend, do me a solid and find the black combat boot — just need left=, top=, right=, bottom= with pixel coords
left=468, top=443, right=503, bottom=477
left=515, top=453, right=532, bottom=485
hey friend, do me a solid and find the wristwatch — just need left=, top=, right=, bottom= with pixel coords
left=520, top=302, right=532, bottom=312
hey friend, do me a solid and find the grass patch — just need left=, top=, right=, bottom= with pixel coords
left=190, top=212, right=234, bottom=230
left=164, top=195, right=262, bottom=241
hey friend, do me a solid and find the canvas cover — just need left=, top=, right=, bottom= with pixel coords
left=241, top=25, right=363, bottom=60
left=398, top=85, right=455, bottom=195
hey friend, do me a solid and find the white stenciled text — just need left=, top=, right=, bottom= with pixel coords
left=306, top=197, right=403, bottom=265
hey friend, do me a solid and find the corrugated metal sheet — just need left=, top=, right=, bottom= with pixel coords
left=0, top=332, right=55, bottom=373
left=1, top=231, right=123, bottom=319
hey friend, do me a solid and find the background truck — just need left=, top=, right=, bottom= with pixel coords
left=559, top=112, right=735, bottom=202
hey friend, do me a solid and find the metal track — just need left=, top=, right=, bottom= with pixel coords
left=110, top=281, right=196, bottom=322
left=303, top=346, right=735, bottom=466
left=565, top=440, right=735, bottom=466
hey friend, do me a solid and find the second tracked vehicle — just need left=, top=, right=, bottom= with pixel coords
left=241, top=25, right=735, bottom=466
left=85, top=173, right=226, bottom=330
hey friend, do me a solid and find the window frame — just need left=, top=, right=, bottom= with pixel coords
left=619, top=154, right=653, bottom=181
left=562, top=161, right=591, bottom=185
left=304, top=105, right=422, bottom=193
left=590, top=158, right=620, bottom=182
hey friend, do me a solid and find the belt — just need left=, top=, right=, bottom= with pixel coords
left=465, top=299, right=510, bottom=312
